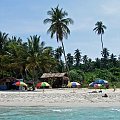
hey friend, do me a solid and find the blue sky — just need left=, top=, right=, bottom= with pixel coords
left=0, top=0, right=120, bottom=60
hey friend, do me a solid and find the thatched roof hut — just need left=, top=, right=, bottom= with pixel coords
left=41, top=73, right=68, bottom=78
left=40, top=73, right=69, bottom=88
left=0, top=77, right=17, bottom=84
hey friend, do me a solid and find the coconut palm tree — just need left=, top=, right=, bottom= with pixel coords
left=0, top=32, right=8, bottom=78
left=66, top=53, right=73, bottom=69
left=101, top=48, right=109, bottom=69
left=26, top=35, right=57, bottom=80
left=93, top=21, right=106, bottom=51
left=43, top=5, right=73, bottom=73
left=74, top=49, right=82, bottom=67
left=109, top=53, right=117, bottom=67
left=26, top=35, right=44, bottom=81
left=82, top=55, right=88, bottom=64
left=101, top=48, right=109, bottom=60
left=54, top=46, right=63, bottom=61
left=6, top=36, right=27, bottom=78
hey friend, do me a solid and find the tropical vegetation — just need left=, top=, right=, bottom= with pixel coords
left=0, top=6, right=120, bottom=87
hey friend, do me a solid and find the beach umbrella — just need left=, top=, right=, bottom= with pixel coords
left=89, top=82, right=102, bottom=88
left=89, top=82, right=95, bottom=87
left=13, top=81, right=27, bottom=87
left=94, top=84, right=102, bottom=88
left=94, top=79, right=108, bottom=84
left=36, top=82, right=50, bottom=89
left=67, top=82, right=80, bottom=88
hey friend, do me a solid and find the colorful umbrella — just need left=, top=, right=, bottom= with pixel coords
left=13, top=81, right=27, bottom=87
left=67, top=82, right=80, bottom=88
left=36, top=82, right=50, bottom=88
left=94, top=79, right=108, bottom=84
left=89, top=79, right=108, bottom=87
left=94, top=84, right=102, bottom=88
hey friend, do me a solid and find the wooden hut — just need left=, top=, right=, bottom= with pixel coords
left=0, top=77, right=18, bottom=90
left=40, top=73, right=69, bottom=88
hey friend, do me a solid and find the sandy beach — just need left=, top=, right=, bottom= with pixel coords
left=0, top=88, right=120, bottom=107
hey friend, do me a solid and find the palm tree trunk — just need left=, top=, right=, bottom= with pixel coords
left=101, top=33, right=104, bottom=51
left=61, top=41, right=70, bottom=76
left=31, top=67, right=35, bottom=82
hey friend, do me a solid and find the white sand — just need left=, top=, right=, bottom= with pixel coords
left=0, top=88, right=120, bottom=107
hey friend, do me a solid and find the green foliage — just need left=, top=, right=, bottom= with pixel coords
left=84, top=72, right=96, bottom=83
left=95, top=69, right=113, bottom=81
left=84, top=69, right=119, bottom=85
left=109, top=67, right=120, bottom=77
left=69, top=69, right=85, bottom=83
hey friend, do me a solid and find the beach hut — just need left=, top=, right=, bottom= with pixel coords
left=40, top=73, right=69, bottom=88
left=0, top=77, right=18, bottom=90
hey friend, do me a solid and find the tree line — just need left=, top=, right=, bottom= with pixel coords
left=0, top=6, right=120, bottom=86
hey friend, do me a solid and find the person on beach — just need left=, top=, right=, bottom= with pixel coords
left=102, top=93, right=108, bottom=97
left=99, top=89, right=102, bottom=93
left=113, top=85, right=116, bottom=92
left=105, top=83, right=109, bottom=89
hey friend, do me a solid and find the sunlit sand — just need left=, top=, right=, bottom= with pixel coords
left=0, top=88, right=120, bottom=107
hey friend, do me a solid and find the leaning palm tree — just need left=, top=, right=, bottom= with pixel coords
left=93, top=21, right=106, bottom=51
left=43, top=5, right=73, bottom=73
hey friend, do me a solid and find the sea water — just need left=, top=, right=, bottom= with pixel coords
left=0, top=106, right=120, bottom=120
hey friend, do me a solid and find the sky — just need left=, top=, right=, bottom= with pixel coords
left=0, top=0, right=120, bottom=60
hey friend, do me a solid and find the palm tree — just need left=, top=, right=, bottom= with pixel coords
left=43, top=5, right=73, bottom=73
left=93, top=21, right=106, bottom=51
left=101, top=48, right=109, bottom=60
left=26, top=35, right=57, bottom=80
left=54, top=46, right=63, bottom=61
left=101, top=48, right=109, bottom=69
left=110, top=53, right=117, bottom=67
left=26, top=35, right=44, bottom=81
left=0, top=31, right=8, bottom=54
left=82, top=55, right=88, bottom=71
left=74, top=49, right=82, bottom=67
left=0, top=32, right=8, bottom=78
left=6, top=36, right=27, bottom=79
left=66, top=53, right=73, bottom=69
left=82, top=55, right=88, bottom=64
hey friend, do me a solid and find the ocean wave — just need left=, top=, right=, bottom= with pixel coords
left=111, top=108, right=120, bottom=112
left=52, top=108, right=72, bottom=112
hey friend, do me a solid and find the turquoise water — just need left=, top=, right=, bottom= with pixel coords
left=0, top=106, right=120, bottom=120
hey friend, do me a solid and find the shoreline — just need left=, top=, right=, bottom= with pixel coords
left=0, top=88, right=120, bottom=107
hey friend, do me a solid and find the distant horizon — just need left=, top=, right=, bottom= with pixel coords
left=0, top=0, right=120, bottom=60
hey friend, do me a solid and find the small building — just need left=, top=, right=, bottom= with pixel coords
left=0, top=77, right=19, bottom=90
left=40, top=73, right=69, bottom=88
